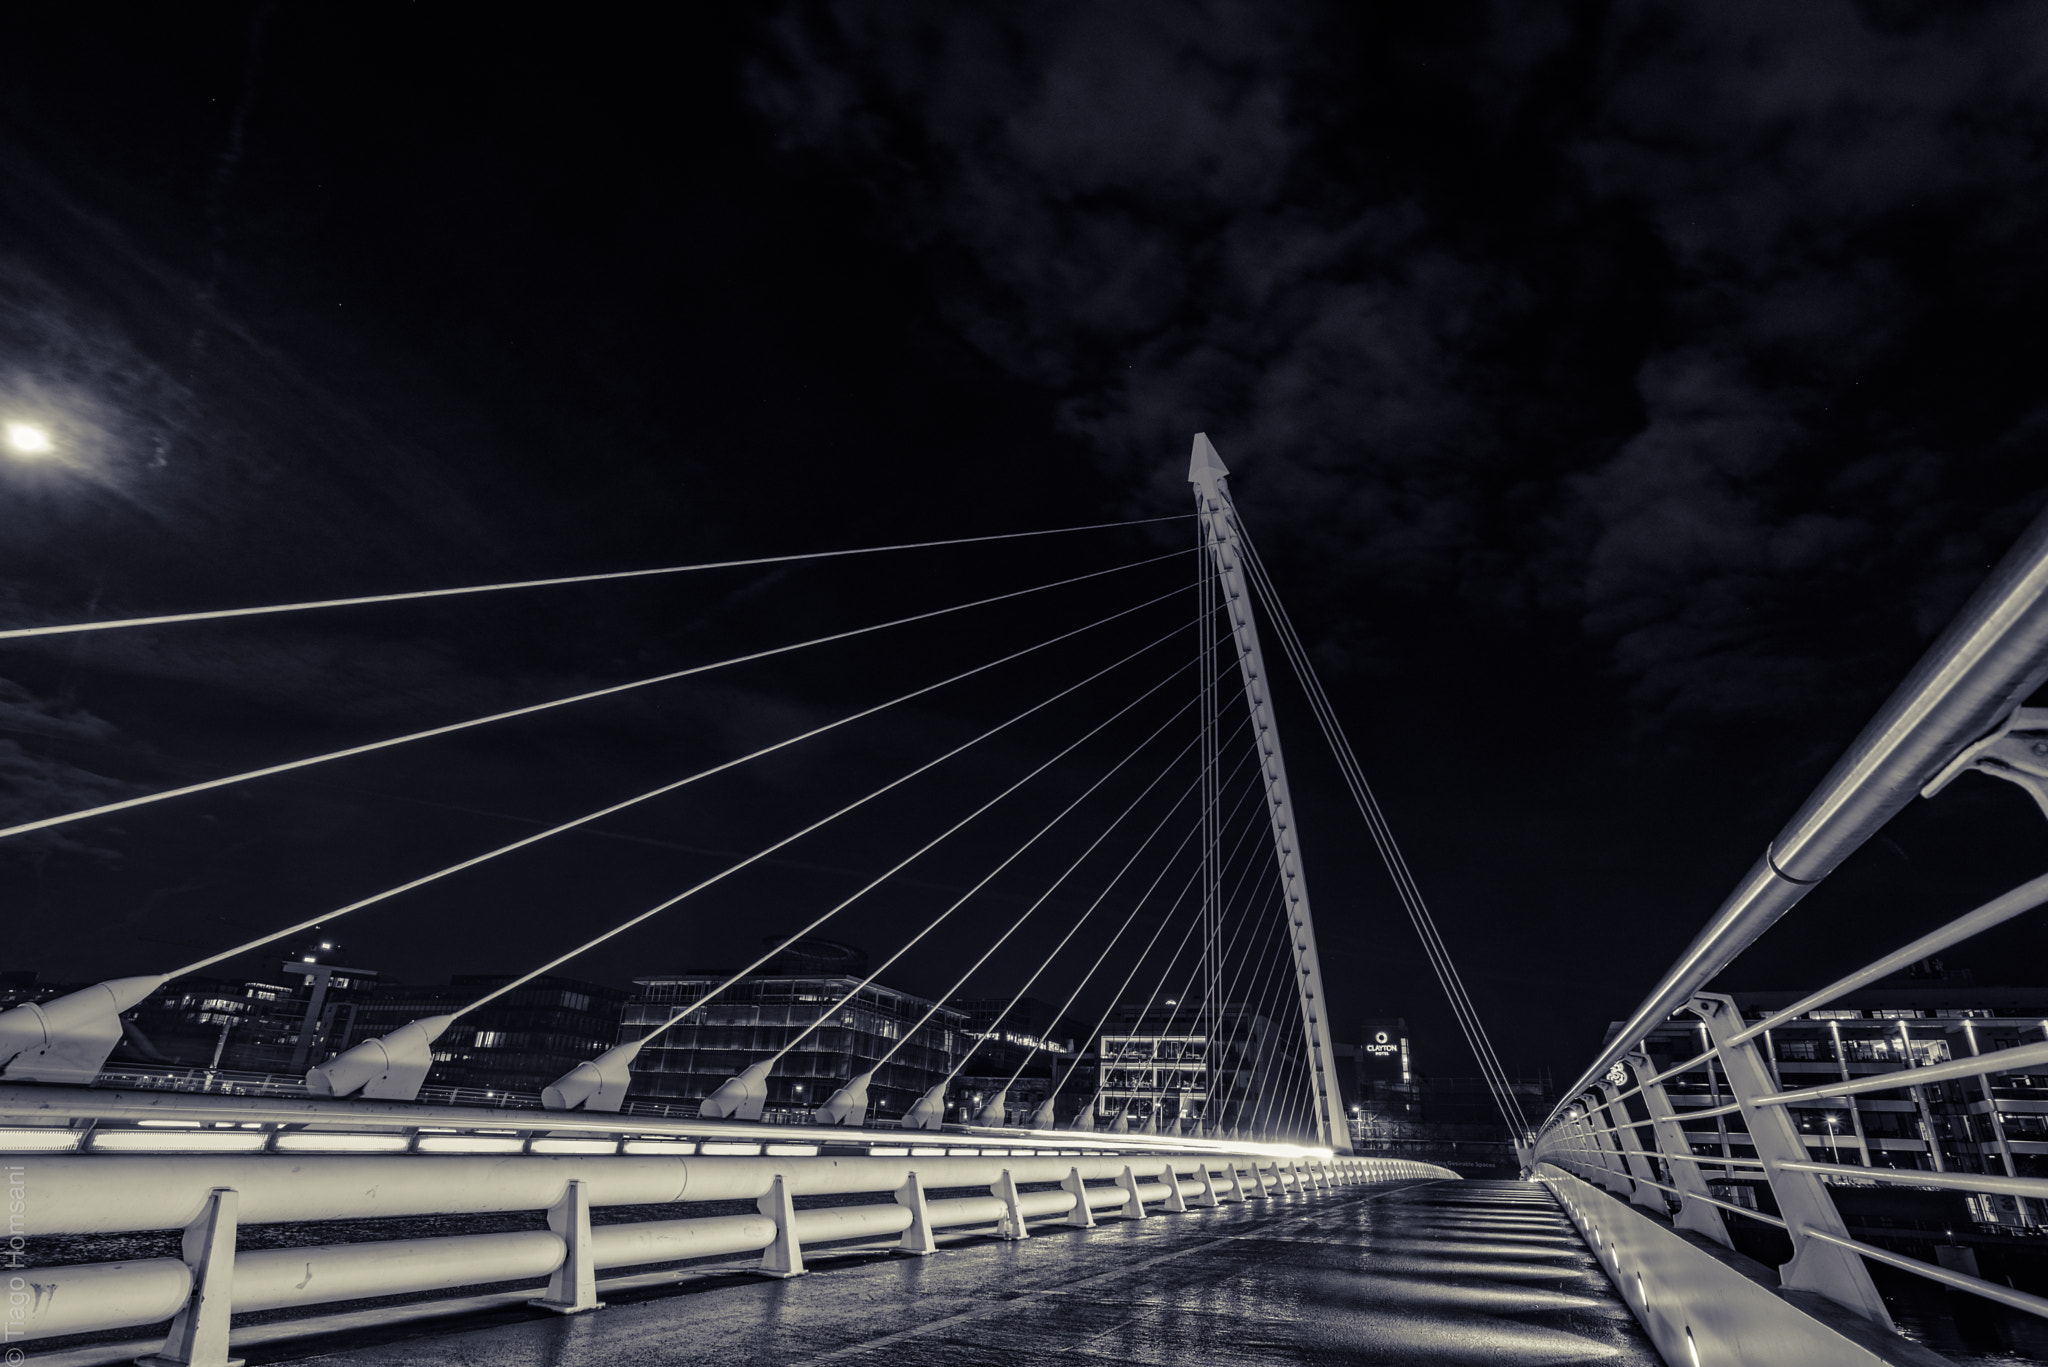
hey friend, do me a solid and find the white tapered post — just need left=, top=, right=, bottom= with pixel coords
left=1116, top=1164, right=1147, bottom=1220
left=895, top=1171, right=939, bottom=1255
left=138, top=1187, right=242, bottom=1367
left=1061, top=1167, right=1097, bottom=1227
left=1190, top=434, right=1349, bottom=1152
left=757, top=1174, right=806, bottom=1278
left=994, top=1168, right=1032, bottom=1240
left=1192, top=1161, right=1221, bottom=1208
left=1221, top=1161, right=1246, bottom=1203
left=530, top=1179, right=602, bottom=1314
left=1160, top=1162, right=1189, bottom=1213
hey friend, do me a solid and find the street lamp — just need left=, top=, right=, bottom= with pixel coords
left=1824, top=1113, right=1843, bottom=1164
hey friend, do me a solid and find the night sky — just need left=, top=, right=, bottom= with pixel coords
left=4, top=3, right=2048, bottom=1095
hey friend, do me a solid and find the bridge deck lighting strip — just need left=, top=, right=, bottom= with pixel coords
left=0, top=515, right=1196, bottom=641
left=1, top=548, right=1189, bottom=845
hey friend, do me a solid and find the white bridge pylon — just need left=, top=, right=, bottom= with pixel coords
left=1190, top=434, right=1349, bottom=1153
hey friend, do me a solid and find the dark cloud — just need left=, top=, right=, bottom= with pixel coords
left=0, top=677, right=137, bottom=861
left=751, top=0, right=2048, bottom=730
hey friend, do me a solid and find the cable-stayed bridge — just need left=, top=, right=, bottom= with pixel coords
left=4, top=435, right=2048, bottom=1366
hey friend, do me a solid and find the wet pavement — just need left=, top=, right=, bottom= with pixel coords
left=273, top=1179, right=1664, bottom=1366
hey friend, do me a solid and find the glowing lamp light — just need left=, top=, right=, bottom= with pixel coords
left=4, top=422, right=53, bottom=456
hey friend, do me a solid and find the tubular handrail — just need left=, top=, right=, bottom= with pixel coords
left=1719, top=870, right=2048, bottom=1051
left=1748, top=1038, right=2048, bottom=1107
left=1775, top=1159, right=2048, bottom=1203
left=1545, top=498, right=2048, bottom=1132
left=1800, top=1226, right=2048, bottom=1321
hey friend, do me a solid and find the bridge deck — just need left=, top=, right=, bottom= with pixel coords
left=260, top=1179, right=1662, bottom=1366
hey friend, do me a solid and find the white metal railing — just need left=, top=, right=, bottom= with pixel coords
left=1532, top=498, right=2048, bottom=1335
left=90, top=1064, right=708, bottom=1117
left=4, top=1081, right=1451, bottom=1363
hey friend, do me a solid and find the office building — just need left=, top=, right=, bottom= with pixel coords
left=622, top=937, right=965, bottom=1122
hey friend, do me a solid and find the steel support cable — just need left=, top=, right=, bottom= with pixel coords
left=1237, top=543, right=1527, bottom=1139
left=1241, top=916, right=1304, bottom=1141
left=1214, top=883, right=1290, bottom=1134
left=936, top=718, right=1256, bottom=1095
left=1133, top=800, right=1284, bottom=1086
left=489, top=644, right=1205, bottom=1036
left=1237, top=934, right=1296, bottom=1141
left=1196, top=512, right=1212, bottom=1123
left=1105, top=758, right=1277, bottom=1114
left=859, top=704, right=1215, bottom=1091
left=998, top=717, right=1260, bottom=1098
left=1210, top=893, right=1287, bottom=1140
left=1179, top=877, right=1286, bottom=1147
left=764, top=689, right=1218, bottom=1071
left=1211, top=877, right=1296, bottom=1117
left=1254, top=926, right=1319, bottom=1144
left=1, top=548, right=1190, bottom=843
left=1243, top=962, right=1298, bottom=1142
left=1231, top=526, right=1527, bottom=1136
left=1048, top=758, right=1269, bottom=1131
left=1097, top=784, right=1273, bottom=1131
left=1149, top=876, right=1280, bottom=1137
left=1045, top=773, right=1270, bottom=1116
left=0, top=516, right=1197, bottom=642
left=1228, top=526, right=1510, bottom=1102
left=165, top=587, right=1194, bottom=979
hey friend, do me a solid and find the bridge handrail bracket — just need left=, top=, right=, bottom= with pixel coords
left=1919, top=703, right=2048, bottom=817
left=1548, top=496, right=2048, bottom=1129
left=137, top=1185, right=242, bottom=1367
left=757, top=1173, right=806, bottom=1278
left=530, top=1178, right=603, bottom=1314
left=1693, top=993, right=1893, bottom=1327
left=1624, top=1049, right=1733, bottom=1250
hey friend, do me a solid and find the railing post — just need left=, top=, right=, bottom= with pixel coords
left=1060, top=1166, right=1096, bottom=1227
left=1627, top=1049, right=1732, bottom=1248
left=1695, top=993, right=1891, bottom=1325
left=1221, top=1160, right=1246, bottom=1202
left=895, top=1170, right=939, bottom=1253
left=1599, top=1076, right=1666, bottom=1213
left=1160, top=1161, right=1188, bottom=1213
left=1192, top=1160, right=1221, bottom=1207
left=530, top=1178, right=603, bottom=1314
left=1115, top=1164, right=1148, bottom=1219
left=139, top=1186, right=240, bottom=1367
left=1586, top=1088, right=1634, bottom=1198
left=994, top=1168, right=1031, bottom=1239
left=757, top=1173, right=806, bottom=1278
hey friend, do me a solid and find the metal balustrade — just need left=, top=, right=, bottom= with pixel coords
left=1532, top=496, right=2048, bottom=1341
left=5, top=1080, right=1450, bottom=1361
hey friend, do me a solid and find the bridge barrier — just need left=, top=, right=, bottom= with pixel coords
left=5, top=1124, right=1456, bottom=1352
left=1532, top=495, right=2048, bottom=1346
left=1540, top=1165, right=1949, bottom=1367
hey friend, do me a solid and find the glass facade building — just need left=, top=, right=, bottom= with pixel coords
left=623, top=974, right=965, bottom=1123
left=1632, top=982, right=2048, bottom=1246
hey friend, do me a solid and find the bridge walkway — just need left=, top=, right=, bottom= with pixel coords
left=267, top=1179, right=1661, bottom=1367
